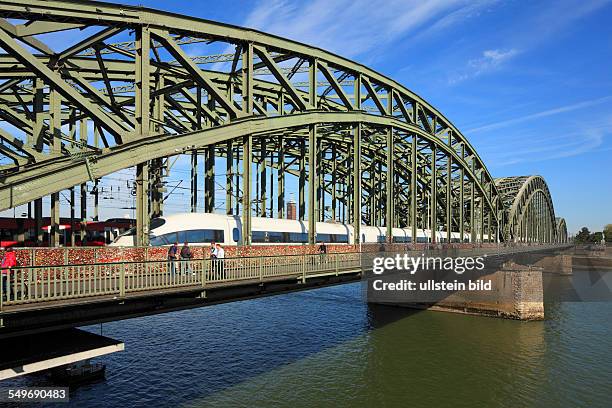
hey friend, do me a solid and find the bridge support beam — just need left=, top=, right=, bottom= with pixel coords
left=226, top=140, right=234, bottom=215
left=205, top=145, right=215, bottom=213
left=386, top=127, right=394, bottom=242
left=80, top=183, right=87, bottom=245
left=191, top=151, right=198, bottom=213
left=136, top=162, right=149, bottom=247
left=331, top=144, right=337, bottom=222
left=411, top=136, right=417, bottom=243
left=446, top=157, right=452, bottom=243
left=277, top=137, right=285, bottom=219
left=308, top=124, right=318, bottom=244
left=259, top=137, right=267, bottom=217
left=50, top=193, right=60, bottom=247
left=430, top=145, right=437, bottom=243
left=35, top=198, right=43, bottom=246
left=353, top=123, right=362, bottom=245
left=299, top=139, right=306, bottom=221
left=242, top=135, right=252, bottom=246
left=150, top=158, right=164, bottom=218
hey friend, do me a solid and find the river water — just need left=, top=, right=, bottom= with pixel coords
left=4, top=280, right=612, bottom=407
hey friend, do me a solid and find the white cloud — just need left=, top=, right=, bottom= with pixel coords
left=240, top=0, right=498, bottom=60
left=448, top=48, right=520, bottom=84
left=466, top=96, right=612, bottom=134
left=476, top=49, right=519, bottom=67
left=479, top=115, right=612, bottom=167
left=444, top=0, right=612, bottom=85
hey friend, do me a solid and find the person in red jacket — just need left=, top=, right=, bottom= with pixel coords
left=1, top=247, right=17, bottom=300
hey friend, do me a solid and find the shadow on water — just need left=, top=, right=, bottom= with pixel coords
left=2, top=282, right=427, bottom=407
left=365, top=302, right=424, bottom=330
left=4, top=277, right=611, bottom=408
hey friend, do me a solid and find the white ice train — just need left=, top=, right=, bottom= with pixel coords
left=110, top=213, right=482, bottom=247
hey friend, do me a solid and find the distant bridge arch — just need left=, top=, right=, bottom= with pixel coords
left=495, top=176, right=556, bottom=243
left=556, top=217, right=568, bottom=243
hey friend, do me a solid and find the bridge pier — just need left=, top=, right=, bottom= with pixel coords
left=424, top=263, right=545, bottom=320
left=532, top=254, right=573, bottom=275
left=365, top=249, right=567, bottom=321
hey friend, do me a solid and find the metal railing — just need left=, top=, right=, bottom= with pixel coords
left=0, top=252, right=363, bottom=309
left=1, top=243, right=573, bottom=310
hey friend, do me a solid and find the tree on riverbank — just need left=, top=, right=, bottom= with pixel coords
left=574, top=226, right=611, bottom=243
left=574, top=227, right=591, bottom=243
left=605, top=224, right=612, bottom=242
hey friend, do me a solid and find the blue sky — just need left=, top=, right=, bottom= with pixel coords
left=3, top=0, right=611, bottom=234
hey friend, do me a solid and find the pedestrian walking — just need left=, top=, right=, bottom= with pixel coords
left=216, top=243, right=225, bottom=279
left=318, top=240, right=327, bottom=265
left=167, top=242, right=178, bottom=276
left=210, top=242, right=218, bottom=278
left=180, top=241, right=193, bottom=275
left=1, top=247, right=17, bottom=301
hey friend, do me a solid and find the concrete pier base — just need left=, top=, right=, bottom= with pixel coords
left=367, top=261, right=545, bottom=321
left=533, top=254, right=573, bottom=275
left=423, top=263, right=544, bottom=320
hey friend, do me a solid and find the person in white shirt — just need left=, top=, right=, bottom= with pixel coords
left=215, top=243, right=225, bottom=259
left=215, top=243, right=225, bottom=278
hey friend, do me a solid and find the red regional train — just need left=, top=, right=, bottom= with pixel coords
left=0, top=217, right=134, bottom=248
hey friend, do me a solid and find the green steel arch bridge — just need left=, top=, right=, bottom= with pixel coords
left=0, top=0, right=569, bottom=246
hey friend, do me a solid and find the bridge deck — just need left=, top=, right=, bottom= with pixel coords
left=1, top=268, right=358, bottom=315
left=0, top=245, right=571, bottom=338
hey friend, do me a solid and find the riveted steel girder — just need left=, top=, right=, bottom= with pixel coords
left=0, top=0, right=564, bottom=245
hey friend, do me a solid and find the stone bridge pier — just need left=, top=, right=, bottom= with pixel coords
left=367, top=246, right=575, bottom=321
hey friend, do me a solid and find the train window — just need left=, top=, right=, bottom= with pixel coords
left=393, top=236, right=412, bottom=243
left=334, top=234, right=349, bottom=243
left=376, top=235, right=386, bottom=244
left=150, top=233, right=175, bottom=246
left=253, top=231, right=292, bottom=243
left=267, top=231, right=284, bottom=243
left=232, top=228, right=240, bottom=242
left=252, top=231, right=310, bottom=243
left=416, top=237, right=428, bottom=243
left=182, top=229, right=224, bottom=243
left=318, top=233, right=330, bottom=242
left=288, top=232, right=308, bottom=243
left=150, top=230, right=224, bottom=246
left=317, top=234, right=349, bottom=243
left=252, top=231, right=267, bottom=243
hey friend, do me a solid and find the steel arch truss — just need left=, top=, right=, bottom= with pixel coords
left=0, top=0, right=521, bottom=245
left=495, top=176, right=557, bottom=243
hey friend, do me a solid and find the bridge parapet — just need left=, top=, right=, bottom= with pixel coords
left=1, top=242, right=566, bottom=267
left=0, top=243, right=570, bottom=309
